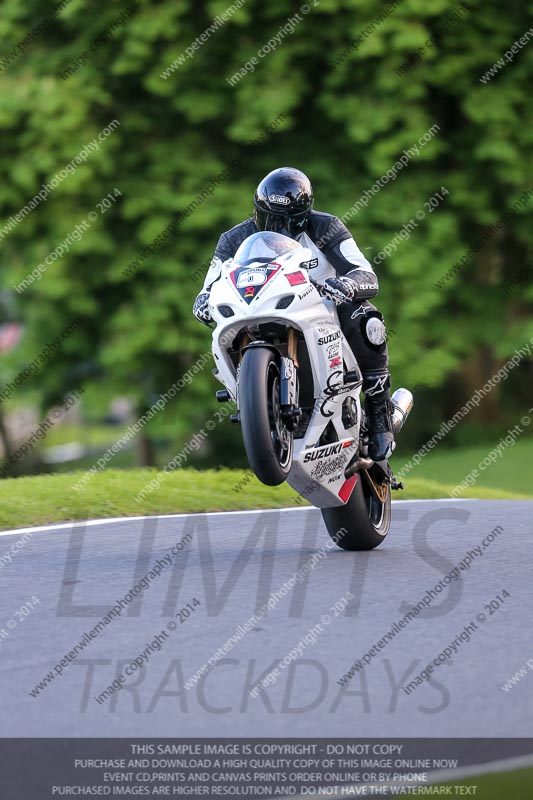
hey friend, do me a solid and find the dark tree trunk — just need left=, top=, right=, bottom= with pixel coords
left=0, top=407, right=13, bottom=477
left=138, top=432, right=155, bottom=467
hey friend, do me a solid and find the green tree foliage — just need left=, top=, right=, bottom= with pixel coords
left=0, top=0, right=531, bottom=466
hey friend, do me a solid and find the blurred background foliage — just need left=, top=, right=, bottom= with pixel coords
left=0, top=0, right=532, bottom=477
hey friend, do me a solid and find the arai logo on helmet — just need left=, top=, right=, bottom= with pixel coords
left=270, top=194, right=290, bottom=206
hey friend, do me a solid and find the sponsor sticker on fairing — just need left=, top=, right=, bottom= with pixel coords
left=326, top=342, right=340, bottom=358
left=318, top=331, right=341, bottom=345
left=230, top=263, right=282, bottom=303
left=286, top=271, right=307, bottom=286
left=236, top=268, right=268, bottom=288
left=298, top=285, right=314, bottom=300
left=303, top=439, right=354, bottom=463
left=300, top=257, right=319, bottom=270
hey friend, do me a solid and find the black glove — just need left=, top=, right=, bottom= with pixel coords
left=192, top=291, right=212, bottom=325
left=316, top=276, right=357, bottom=305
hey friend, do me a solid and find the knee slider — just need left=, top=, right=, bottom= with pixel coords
left=362, top=312, right=387, bottom=349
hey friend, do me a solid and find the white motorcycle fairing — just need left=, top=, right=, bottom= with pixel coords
left=209, top=232, right=363, bottom=508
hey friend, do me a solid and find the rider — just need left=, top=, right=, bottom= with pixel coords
left=192, top=167, right=394, bottom=461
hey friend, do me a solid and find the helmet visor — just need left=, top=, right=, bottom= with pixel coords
left=254, top=206, right=309, bottom=237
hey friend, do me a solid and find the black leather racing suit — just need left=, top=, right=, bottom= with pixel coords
left=203, top=211, right=390, bottom=400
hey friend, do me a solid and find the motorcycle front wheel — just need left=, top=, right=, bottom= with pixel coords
left=239, top=347, right=293, bottom=486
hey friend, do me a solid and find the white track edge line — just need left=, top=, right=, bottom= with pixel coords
left=0, top=498, right=478, bottom=538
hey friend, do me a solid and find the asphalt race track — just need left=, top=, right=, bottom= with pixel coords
left=0, top=500, right=531, bottom=739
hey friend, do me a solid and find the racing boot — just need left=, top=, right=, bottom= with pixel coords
left=364, top=374, right=395, bottom=461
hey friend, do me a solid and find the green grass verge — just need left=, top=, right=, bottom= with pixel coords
left=439, top=766, right=533, bottom=798
left=0, top=468, right=530, bottom=531
left=404, top=437, right=533, bottom=496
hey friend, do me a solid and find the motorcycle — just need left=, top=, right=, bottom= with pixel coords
left=208, top=231, right=413, bottom=550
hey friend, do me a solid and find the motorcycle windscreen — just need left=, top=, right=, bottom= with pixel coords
left=233, top=231, right=302, bottom=266
left=231, top=232, right=302, bottom=303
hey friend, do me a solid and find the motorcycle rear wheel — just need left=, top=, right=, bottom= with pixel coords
left=321, top=473, right=391, bottom=550
left=240, top=347, right=293, bottom=486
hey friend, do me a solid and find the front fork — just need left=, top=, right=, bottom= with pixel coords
left=280, top=327, right=301, bottom=430
left=231, top=328, right=301, bottom=429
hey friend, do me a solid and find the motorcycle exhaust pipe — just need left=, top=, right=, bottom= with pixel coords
left=344, top=456, right=373, bottom=479
left=391, top=388, right=413, bottom=435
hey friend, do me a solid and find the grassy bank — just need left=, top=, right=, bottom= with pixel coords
left=405, top=437, right=533, bottom=496
left=439, top=766, right=533, bottom=798
left=0, top=467, right=530, bottom=531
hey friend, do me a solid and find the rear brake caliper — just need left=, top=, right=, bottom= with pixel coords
left=384, top=463, right=404, bottom=491
left=369, top=460, right=404, bottom=491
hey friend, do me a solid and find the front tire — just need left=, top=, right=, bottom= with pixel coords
left=239, top=347, right=293, bottom=486
left=321, top=474, right=391, bottom=550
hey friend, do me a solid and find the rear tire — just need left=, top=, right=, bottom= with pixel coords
left=239, top=347, right=293, bottom=486
left=321, top=474, right=391, bottom=550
